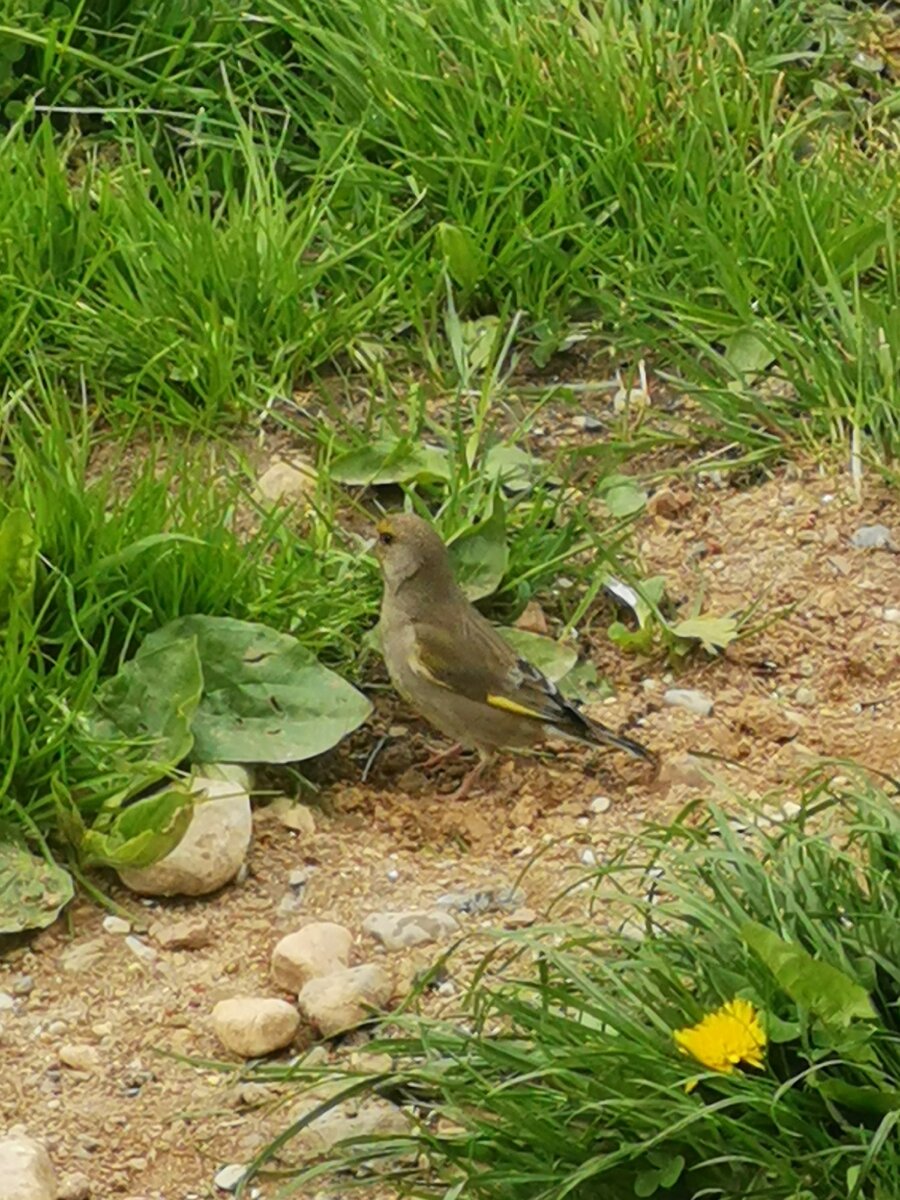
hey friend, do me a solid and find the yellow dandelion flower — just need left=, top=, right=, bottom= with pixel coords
left=674, top=998, right=767, bottom=1082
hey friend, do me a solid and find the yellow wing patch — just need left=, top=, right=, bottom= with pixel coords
left=486, top=693, right=544, bottom=720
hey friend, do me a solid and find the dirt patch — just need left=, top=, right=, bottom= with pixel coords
left=1, top=467, right=898, bottom=1199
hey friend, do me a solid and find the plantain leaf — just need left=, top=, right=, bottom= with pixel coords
left=0, top=841, right=74, bottom=933
left=80, top=785, right=194, bottom=869
left=330, top=438, right=451, bottom=486
left=448, top=494, right=508, bottom=601
left=497, top=627, right=578, bottom=682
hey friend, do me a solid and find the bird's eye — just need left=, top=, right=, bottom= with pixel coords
left=379, top=530, right=394, bottom=546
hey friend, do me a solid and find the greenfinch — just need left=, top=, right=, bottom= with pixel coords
left=374, top=512, right=655, bottom=797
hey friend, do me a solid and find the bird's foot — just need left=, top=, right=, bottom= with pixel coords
left=446, top=752, right=493, bottom=800
left=421, top=741, right=464, bottom=771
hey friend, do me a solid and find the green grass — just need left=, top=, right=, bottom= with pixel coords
left=241, top=780, right=900, bottom=1200
left=0, top=0, right=897, bottom=451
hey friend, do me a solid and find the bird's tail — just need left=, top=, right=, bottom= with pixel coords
left=551, top=709, right=656, bottom=764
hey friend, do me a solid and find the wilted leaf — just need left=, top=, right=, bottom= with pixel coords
left=84, top=636, right=203, bottom=783
left=448, top=494, right=508, bottom=600
left=497, top=628, right=578, bottom=682
left=437, top=222, right=484, bottom=290
left=599, top=475, right=647, bottom=518
left=81, top=785, right=194, bottom=870
left=330, top=439, right=451, bottom=486
left=143, top=616, right=373, bottom=764
left=742, top=921, right=877, bottom=1027
left=723, top=330, right=775, bottom=376
left=670, top=615, right=738, bottom=653
left=0, top=841, right=73, bottom=933
left=0, top=507, right=37, bottom=616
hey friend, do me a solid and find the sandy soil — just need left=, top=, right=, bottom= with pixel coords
left=1, top=463, right=898, bottom=1200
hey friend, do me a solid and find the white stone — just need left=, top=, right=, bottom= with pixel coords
left=271, top=922, right=353, bottom=991
left=0, top=1133, right=57, bottom=1200
left=101, top=915, right=130, bottom=935
left=663, top=688, right=714, bottom=717
left=118, top=777, right=252, bottom=897
left=298, top=965, right=393, bottom=1038
left=362, top=909, right=460, bottom=952
left=589, top=795, right=612, bottom=815
left=579, top=848, right=598, bottom=867
left=884, top=608, right=900, bottom=624
left=124, top=936, right=157, bottom=963
left=213, top=1163, right=248, bottom=1192
left=212, top=997, right=300, bottom=1059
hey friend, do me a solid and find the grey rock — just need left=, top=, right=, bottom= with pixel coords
left=883, top=608, right=900, bottom=624
left=278, top=1098, right=408, bottom=1163
left=435, top=886, right=525, bottom=915
left=11, top=975, right=33, bottom=997
left=59, top=1042, right=100, bottom=1073
left=362, top=909, right=460, bottom=952
left=0, top=992, right=15, bottom=1011
left=124, top=935, right=157, bottom=963
left=58, top=1171, right=92, bottom=1200
left=850, top=523, right=896, bottom=550
left=663, top=688, right=714, bottom=717
left=101, top=915, right=131, bottom=935
left=0, top=1132, right=58, bottom=1200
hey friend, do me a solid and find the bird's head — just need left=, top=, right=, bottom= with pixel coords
left=374, top=513, right=454, bottom=593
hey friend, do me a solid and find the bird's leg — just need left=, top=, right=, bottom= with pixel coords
left=447, top=750, right=493, bottom=801
left=421, top=741, right=464, bottom=771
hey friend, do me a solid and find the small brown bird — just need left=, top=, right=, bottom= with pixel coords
left=374, top=512, right=655, bottom=797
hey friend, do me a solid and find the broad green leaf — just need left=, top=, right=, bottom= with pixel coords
left=448, top=494, right=508, bottom=601
left=329, top=439, right=451, bottom=486
left=817, top=1081, right=900, bottom=1118
left=763, top=1012, right=801, bottom=1044
left=742, top=921, right=877, bottom=1027
left=634, top=1169, right=659, bottom=1198
left=80, top=785, right=194, bottom=869
left=0, top=507, right=37, bottom=616
left=143, top=616, right=373, bottom=764
left=497, top=628, right=578, bottom=682
left=608, top=621, right=655, bottom=655
left=437, top=222, right=484, bottom=290
left=723, top=330, right=775, bottom=375
left=670, top=616, right=738, bottom=653
left=599, top=475, right=647, bottom=518
left=84, top=636, right=203, bottom=782
left=482, top=444, right=544, bottom=491
left=460, top=316, right=501, bottom=371
left=0, top=841, right=73, bottom=933
left=558, top=660, right=613, bottom=704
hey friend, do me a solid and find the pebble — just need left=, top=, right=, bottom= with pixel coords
left=266, top=796, right=317, bottom=835
left=254, top=457, right=317, bottom=505
left=436, top=886, right=524, bottom=914
left=579, top=848, right=598, bottom=867
left=794, top=686, right=816, bottom=708
left=503, top=907, right=538, bottom=929
left=213, top=1163, right=248, bottom=1192
left=102, top=916, right=131, bottom=935
left=0, top=1131, right=58, bottom=1200
left=150, top=917, right=212, bottom=951
left=124, top=935, right=157, bottom=963
left=590, top=795, right=612, bottom=815
left=212, top=996, right=301, bottom=1059
left=58, top=1171, right=92, bottom=1200
left=0, top=992, right=15, bottom=1011
left=118, top=776, right=252, bottom=897
left=59, top=1043, right=101, bottom=1073
left=298, top=964, right=393, bottom=1038
left=59, top=938, right=106, bottom=974
left=11, top=974, right=34, bottom=997
left=281, top=1097, right=407, bottom=1159
left=385, top=868, right=400, bottom=882
left=271, top=922, right=353, bottom=990
left=362, top=909, right=460, bottom=952
left=572, top=413, right=604, bottom=432
left=884, top=608, right=900, bottom=624
left=663, top=688, right=714, bottom=717
left=850, top=523, right=896, bottom=550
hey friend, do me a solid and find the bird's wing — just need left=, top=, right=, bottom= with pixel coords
left=410, top=609, right=655, bottom=762
left=410, top=610, right=579, bottom=728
